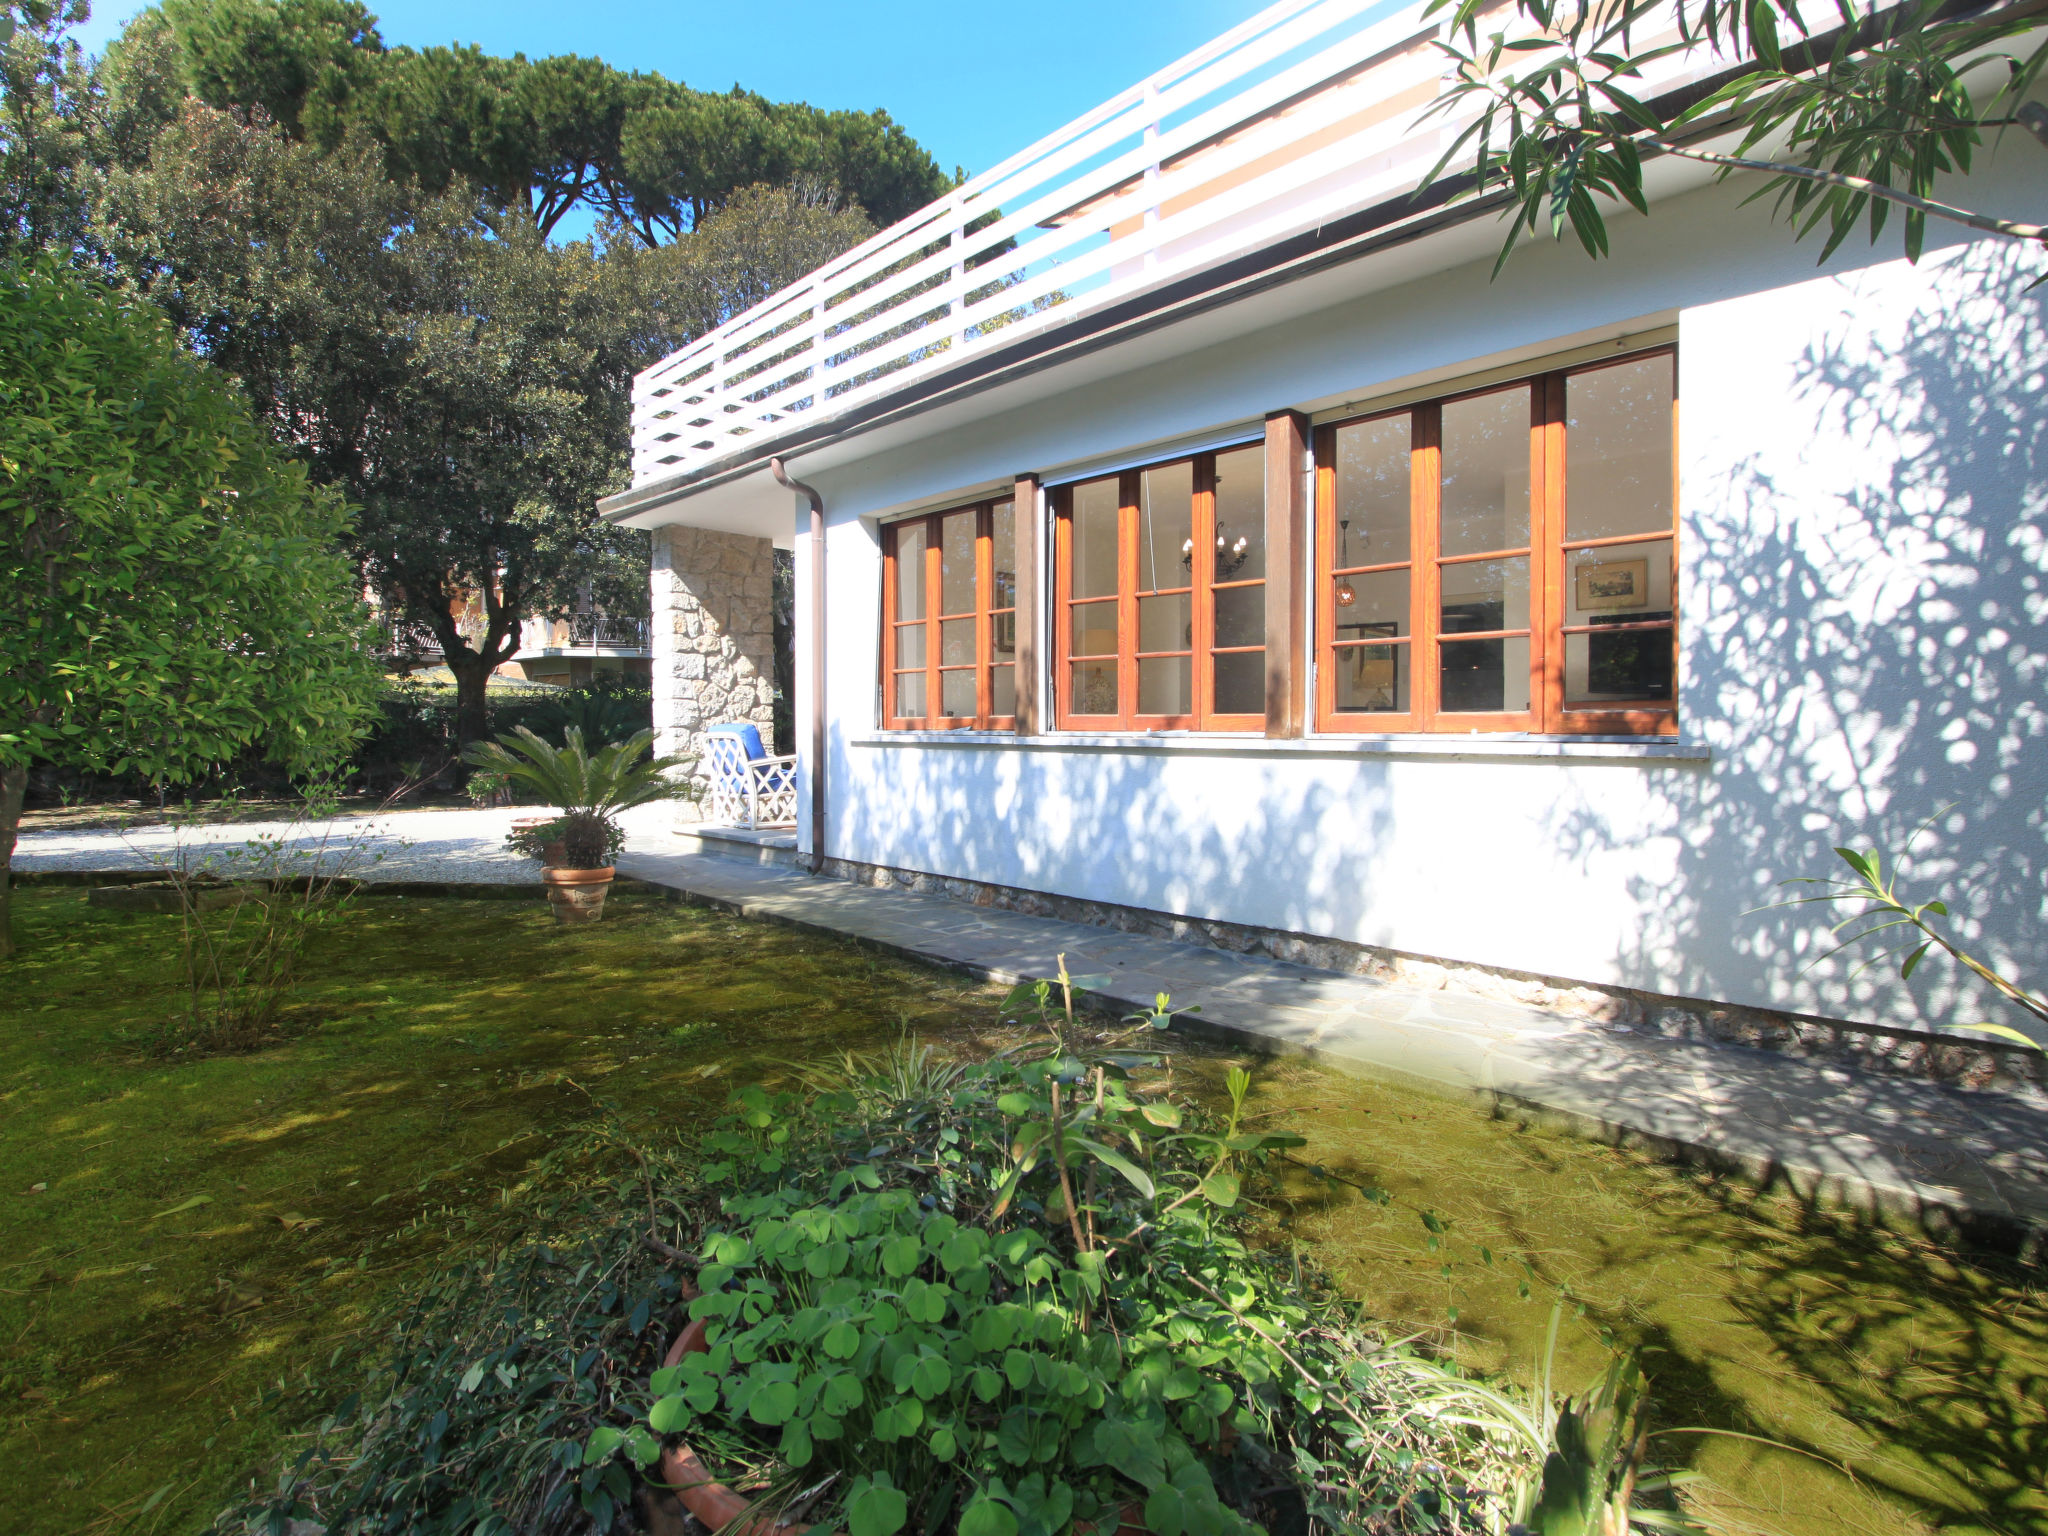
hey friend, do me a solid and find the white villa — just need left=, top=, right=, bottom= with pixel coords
left=600, top=0, right=2048, bottom=1047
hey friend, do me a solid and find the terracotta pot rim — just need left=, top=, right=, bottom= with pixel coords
left=652, top=1320, right=1140, bottom=1536
left=658, top=1318, right=818, bottom=1536
left=541, top=865, right=615, bottom=885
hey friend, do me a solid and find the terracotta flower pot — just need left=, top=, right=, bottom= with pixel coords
left=509, top=815, right=568, bottom=868
left=542, top=865, right=614, bottom=924
left=657, top=1318, right=817, bottom=1536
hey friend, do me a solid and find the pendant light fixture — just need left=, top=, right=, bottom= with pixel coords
left=1334, top=519, right=1357, bottom=607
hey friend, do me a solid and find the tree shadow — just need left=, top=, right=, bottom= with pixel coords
left=1546, top=237, right=2048, bottom=1039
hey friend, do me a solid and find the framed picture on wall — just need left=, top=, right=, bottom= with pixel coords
left=1336, top=621, right=1401, bottom=711
left=1575, top=558, right=1650, bottom=611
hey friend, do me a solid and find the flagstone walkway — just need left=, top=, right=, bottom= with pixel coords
left=15, top=807, right=2047, bottom=1240
left=614, top=841, right=2048, bottom=1245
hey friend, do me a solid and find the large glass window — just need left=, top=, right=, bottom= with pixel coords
left=882, top=499, right=1017, bottom=729
left=1054, top=445, right=1266, bottom=730
left=1315, top=348, right=1676, bottom=735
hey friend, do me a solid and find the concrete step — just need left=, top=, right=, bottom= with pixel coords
left=662, top=824, right=801, bottom=869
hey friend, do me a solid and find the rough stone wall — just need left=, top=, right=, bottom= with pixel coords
left=816, top=854, right=2048, bottom=1104
left=650, top=526, right=778, bottom=821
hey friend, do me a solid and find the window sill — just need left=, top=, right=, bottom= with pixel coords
left=851, top=730, right=1710, bottom=763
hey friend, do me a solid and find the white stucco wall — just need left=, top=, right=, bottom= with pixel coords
left=770, top=163, right=2046, bottom=1042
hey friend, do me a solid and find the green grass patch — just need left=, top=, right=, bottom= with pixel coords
left=3, top=885, right=2044, bottom=1536
left=0, top=885, right=1007, bottom=1536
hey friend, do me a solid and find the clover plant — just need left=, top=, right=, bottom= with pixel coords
left=611, top=971, right=1320, bottom=1536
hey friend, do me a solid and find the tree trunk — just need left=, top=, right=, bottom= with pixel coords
left=0, top=764, right=27, bottom=960
left=445, top=648, right=496, bottom=760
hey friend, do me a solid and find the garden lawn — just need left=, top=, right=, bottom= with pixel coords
left=2, top=882, right=2043, bottom=1536
left=0, top=884, right=1009, bottom=1536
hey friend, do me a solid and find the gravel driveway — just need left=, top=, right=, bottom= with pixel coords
left=10, top=803, right=680, bottom=885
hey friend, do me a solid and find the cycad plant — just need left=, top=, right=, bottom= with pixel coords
left=463, top=726, right=693, bottom=869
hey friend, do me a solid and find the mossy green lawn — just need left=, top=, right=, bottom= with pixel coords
left=0, top=885, right=1010, bottom=1536
left=2, top=885, right=2043, bottom=1536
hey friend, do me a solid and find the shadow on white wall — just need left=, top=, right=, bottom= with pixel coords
left=1559, top=238, right=2048, bottom=1039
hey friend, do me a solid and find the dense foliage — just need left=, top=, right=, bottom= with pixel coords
left=1419, top=0, right=2048, bottom=272
left=467, top=725, right=692, bottom=870
left=214, top=1000, right=1544, bottom=1536
left=2, top=0, right=924, bottom=757
left=151, top=0, right=952, bottom=242
left=0, top=255, right=379, bottom=952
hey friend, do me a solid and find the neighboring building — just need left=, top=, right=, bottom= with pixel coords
left=373, top=588, right=654, bottom=689
left=502, top=612, right=654, bottom=690
left=599, top=0, right=2048, bottom=1042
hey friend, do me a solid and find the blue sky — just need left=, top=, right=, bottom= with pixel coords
left=71, top=1, right=1277, bottom=186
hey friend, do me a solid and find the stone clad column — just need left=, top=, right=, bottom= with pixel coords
left=650, top=525, right=779, bottom=821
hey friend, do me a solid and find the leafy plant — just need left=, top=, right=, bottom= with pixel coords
left=1415, top=0, right=2048, bottom=277
left=215, top=1020, right=1656, bottom=1536
left=154, top=790, right=387, bottom=1053
left=1763, top=820, right=2046, bottom=1048
left=0, top=256, right=380, bottom=957
left=506, top=812, right=623, bottom=870
left=465, top=725, right=693, bottom=870
left=603, top=1002, right=1501, bottom=1536
left=526, top=686, right=652, bottom=750
left=465, top=768, right=512, bottom=807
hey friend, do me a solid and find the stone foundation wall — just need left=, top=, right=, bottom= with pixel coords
left=818, top=854, right=2048, bottom=1103
left=650, top=526, right=778, bottom=819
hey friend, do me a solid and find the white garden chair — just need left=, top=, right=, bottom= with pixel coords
left=702, top=723, right=798, bottom=828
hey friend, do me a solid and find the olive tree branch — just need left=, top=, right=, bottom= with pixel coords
left=1643, top=134, right=2048, bottom=241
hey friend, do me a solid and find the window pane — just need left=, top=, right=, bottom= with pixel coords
left=991, top=664, right=1016, bottom=717
left=1330, top=568, right=1408, bottom=638
left=1440, top=388, right=1531, bottom=556
left=1566, top=537, right=1674, bottom=707
left=940, top=669, right=977, bottom=718
left=1071, top=478, right=1120, bottom=599
left=1565, top=539, right=1671, bottom=625
left=1440, top=635, right=1530, bottom=712
left=1334, top=642, right=1408, bottom=713
left=1213, top=584, right=1264, bottom=649
left=991, top=610, right=1016, bottom=665
left=894, top=623, right=925, bottom=670
left=991, top=499, right=1017, bottom=610
left=1069, top=601, right=1117, bottom=658
left=1566, top=356, right=1673, bottom=541
left=1213, top=650, right=1264, bottom=716
left=1137, top=460, right=1193, bottom=593
left=892, top=672, right=924, bottom=718
left=1138, top=592, right=1191, bottom=653
left=895, top=522, right=927, bottom=620
left=941, top=617, right=975, bottom=665
left=1071, top=660, right=1117, bottom=715
left=1333, top=414, right=1411, bottom=565
left=1439, top=557, right=1529, bottom=634
left=1566, top=627, right=1673, bottom=704
left=940, top=510, right=976, bottom=614
left=1138, top=656, right=1191, bottom=716
left=1212, top=445, right=1266, bottom=581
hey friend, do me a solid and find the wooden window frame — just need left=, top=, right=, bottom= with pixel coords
left=1315, top=345, right=1678, bottom=737
left=1053, top=448, right=1269, bottom=733
left=880, top=500, right=1018, bottom=731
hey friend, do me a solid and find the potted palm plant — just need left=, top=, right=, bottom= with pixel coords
left=462, top=726, right=693, bottom=924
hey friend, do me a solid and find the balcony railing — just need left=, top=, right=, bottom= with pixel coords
left=569, top=614, right=650, bottom=650
left=628, top=0, right=1722, bottom=490
left=378, top=617, right=488, bottom=660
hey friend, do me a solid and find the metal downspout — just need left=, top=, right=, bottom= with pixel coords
left=770, top=458, right=827, bottom=874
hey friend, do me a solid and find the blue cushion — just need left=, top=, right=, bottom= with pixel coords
left=706, top=722, right=766, bottom=763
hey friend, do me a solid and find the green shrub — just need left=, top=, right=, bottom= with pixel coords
left=211, top=1011, right=1531, bottom=1536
